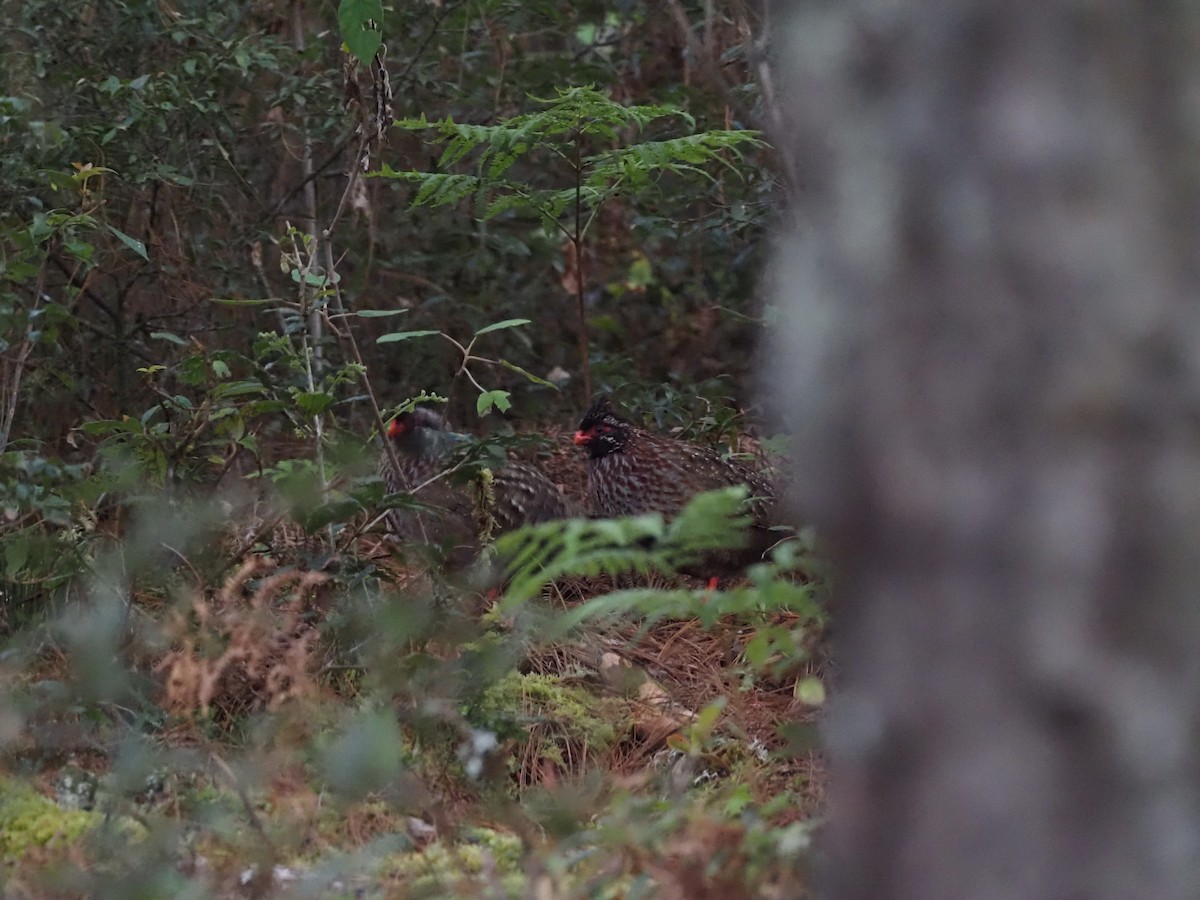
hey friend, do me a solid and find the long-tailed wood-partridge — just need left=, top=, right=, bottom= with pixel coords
left=382, top=407, right=579, bottom=565
left=572, top=395, right=780, bottom=573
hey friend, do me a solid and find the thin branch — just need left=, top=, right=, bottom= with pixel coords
left=573, top=133, right=591, bottom=400
left=212, top=752, right=279, bottom=857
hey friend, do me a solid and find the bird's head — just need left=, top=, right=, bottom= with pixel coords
left=572, top=395, right=630, bottom=459
left=388, top=407, right=449, bottom=439
left=386, top=407, right=459, bottom=457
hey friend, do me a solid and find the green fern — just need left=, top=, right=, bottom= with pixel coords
left=494, top=486, right=823, bottom=643
left=379, top=86, right=765, bottom=396
left=496, top=486, right=752, bottom=606
left=388, top=88, right=761, bottom=234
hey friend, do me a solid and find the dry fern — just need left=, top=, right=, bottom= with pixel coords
left=156, top=557, right=328, bottom=719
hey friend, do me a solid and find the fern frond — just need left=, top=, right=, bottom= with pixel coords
left=374, top=171, right=482, bottom=207
left=591, top=130, right=763, bottom=186
left=496, top=487, right=755, bottom=611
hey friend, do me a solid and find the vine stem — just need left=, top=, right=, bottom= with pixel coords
left=291, top=2, right=328, bottom=521
left=320, top=128, right=406, bottom=489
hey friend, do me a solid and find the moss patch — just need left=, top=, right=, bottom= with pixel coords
left=472, top=672, right=624, bottom=751
left=382, top=827, right=526, bottom=897
left=0, top=777, right=97, bottom=863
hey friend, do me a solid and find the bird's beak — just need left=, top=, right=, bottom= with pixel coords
left=572, top=430, right=589, bottom=446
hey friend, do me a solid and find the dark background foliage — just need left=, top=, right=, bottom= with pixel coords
left=2, top=0, right=775, bottom=449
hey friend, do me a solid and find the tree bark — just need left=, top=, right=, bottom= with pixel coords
left=764, top=3, right=1200, bottom=898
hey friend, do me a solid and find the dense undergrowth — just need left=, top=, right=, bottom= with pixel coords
left=0, top=426, right=828, bottom=897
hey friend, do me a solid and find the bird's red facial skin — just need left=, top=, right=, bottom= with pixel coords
left=388, top=418, right=407, bottom=439
left=572, top=429, right=591, bottom=446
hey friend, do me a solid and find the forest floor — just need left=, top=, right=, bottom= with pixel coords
left=1, top=429, right=826, bottom=898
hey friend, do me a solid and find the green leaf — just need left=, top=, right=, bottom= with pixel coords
left=794, top=677, right=826, bottom=707
left=692, top=697, right=727, bottom=738
left=289, top=268, right=337, bottom=287
left=474, top=318, right=531, bottom=336
left=723, top=784, right=753, bottom=818
left=476, top=390, right=512, bottom=416
left=5, top=534, right=30, bottom=579
left=107, top=225, right=148, bottom=261
left=306, top=495, right=366, bottom=531
left=213, top=381, right=267, bottom=400
left=63, top=240, right=93, bottom=263
left=337, top=0, right=384, bottom=66
left=377, top=329, right=440, bottom=344
left=293, top=390, right=335, bottom=417
left=417, top=173, right=480, bottom=207
left=319, top=709, right=405, bottom=800
left=498, top=359, right=555, bottom=388
left=148, top=331, right=188, bottom=345
left=356, top=308, right=409, bottom=318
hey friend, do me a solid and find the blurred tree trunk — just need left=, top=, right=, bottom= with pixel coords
left=764, top=2, right=1200, bottom=898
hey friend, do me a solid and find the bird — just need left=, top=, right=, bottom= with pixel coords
left=571, top=395, right=781, bottom=576
left=381, top=407, right=579, bottom=565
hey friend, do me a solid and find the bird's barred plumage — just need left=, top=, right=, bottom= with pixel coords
left=381, top=407, right=578, bottom=564
left=572, top=395, right=781, bottom=574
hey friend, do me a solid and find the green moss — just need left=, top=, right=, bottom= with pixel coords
left=0, top=777, right=97, bottom=862
left=382, top=827, right=527, bottom=898
left=460, top=826, right=523, bottom=868
left=0, top=776, right=149, bottom=870
left=470, top=672, right=625, bottom=751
